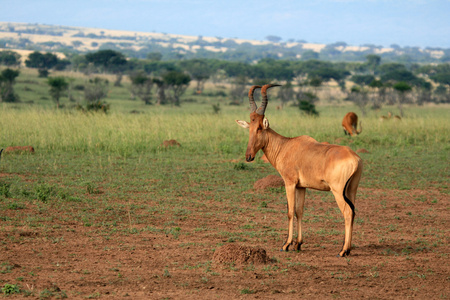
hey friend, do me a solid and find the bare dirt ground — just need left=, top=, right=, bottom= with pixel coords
left=1, top=184, right=448, bottom=299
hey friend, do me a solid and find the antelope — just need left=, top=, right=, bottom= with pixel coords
left=379, top=112, right=402, bottom=121
left=236, top=85, right=363, bottom=257
left=379, top=112, right=392, bottom=121
left=342, top=112, right=362, bottom=136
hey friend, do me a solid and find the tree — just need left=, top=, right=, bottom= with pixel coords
left=85, top=50, right=128, bottom=86
left=180, top=59, right=213, bottom=94
left=347, top=85, right=369, bottom=116
left=297, top=91, right=319, bottom=116
left=430, top=73, right=450, bottom=86
left=350, top=75, right=376, bottom=86
left=229, top=75, right=247, bottom=105
left=0, top=68, right=20, bottom=103
left=147, top=52, right=163, bottom=61
left=79, top=77, right=110, bottom=113
left=152, top=77, right=167, bottom=105
left=301, top=50, right=319, bottom=61
left=393, top=82, right=412, bottom=117
left=0, top=51, right=21, bottom=67
left=308, top=67, right=349, bottom=83
left=266, top=35, right=282, bottom=43
left=163, top=71, right=191, bottom=106
left=25, top=51, right=59, bottom=76
left=381, top=69, right=416, bottom=83
left=277, top=82, right=295, bottom=108
left=369, top=79, right=386, bottom=109
left=47, top=77, right=68, bottom=108
left=129, top=71, right=153, bottom=105
left=365, top=54, right=381, bottom=74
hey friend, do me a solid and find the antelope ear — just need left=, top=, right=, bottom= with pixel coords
left=235, top=120, right=250, bottom=129
left=263, top=117, right=270, bottom=129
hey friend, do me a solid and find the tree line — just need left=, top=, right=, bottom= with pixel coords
left=1, top=49, right=449, bottom=114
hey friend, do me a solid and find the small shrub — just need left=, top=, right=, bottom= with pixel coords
left=212, top=103, right=221, bottom=114
left=38, top=69, right=49, bottom=78
left=0, top=183, right=11, bottom=197
left=2, top=283, right=20, bottom=295
left=240, top=288, right=255, bottom=294
left=84, top=182, right=101, bottom=194
left=299, top=100, right=319, bottom=116
left=76, top=100, right=110, bottom=113
left=34, top=183, right=54, bottom=203
left=73, top=84, right=85, bottom=91
left=234, top=162, right=249, bottom=170
left=163, top=268, right=171, bottom=278
left=7, top=202, right=24, bottom=210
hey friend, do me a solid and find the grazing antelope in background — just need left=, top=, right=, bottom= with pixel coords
left=379, top=112, right=402, bottom=121
left=379, top=112, right=391, bottom=121
left=342, top=112, right=362, bottom=136
left=236, top=85, right=363, bottom=257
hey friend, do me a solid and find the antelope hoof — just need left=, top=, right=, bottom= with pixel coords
left=280, top=242, right=294, bottom=251
left=294, top=242, right=302, bottom=251
left=337, top=249, right=351, bottom=257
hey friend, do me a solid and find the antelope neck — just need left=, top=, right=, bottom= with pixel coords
left=262, top=128, right=289, bottom=168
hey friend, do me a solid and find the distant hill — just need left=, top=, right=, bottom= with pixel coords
left=0, top=22, right=448, bottom=63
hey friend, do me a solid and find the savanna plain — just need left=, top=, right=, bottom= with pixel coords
left=0, top=70, right=449, bottom=299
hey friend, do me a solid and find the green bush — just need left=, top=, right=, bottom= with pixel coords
left=34, top=183, right=55, bottom=203
left=2, top=283, right=20, bottom=295
left=0, top=183, right=11, bottom=198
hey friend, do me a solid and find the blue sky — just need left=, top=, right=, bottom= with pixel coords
left=1, top=0, right=449, bottom=48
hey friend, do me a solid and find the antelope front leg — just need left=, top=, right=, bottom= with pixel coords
left=281, top=184, right=296, bottom=251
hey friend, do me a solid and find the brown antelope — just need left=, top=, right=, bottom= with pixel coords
left=379, top=112, right=401, bottom=121
left=236, top=85, right=363, bottom=257
left=342, top=112, right=362, bottom=136
left=379, top=112, right=392, bottom=121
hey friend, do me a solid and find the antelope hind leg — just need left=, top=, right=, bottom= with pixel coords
left=332, top=190, right=355, bottom=257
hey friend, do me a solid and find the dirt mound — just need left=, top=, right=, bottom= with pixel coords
left=254, top=175, right=284, bottom=190
left=4, top=146, right=35, bottom=153
left=161, top=139, right=181, bottom=148
left=334, top=138, right=354, bottom=144
left=213, top=244, right=269, bottom=265
left=357, top=148, right=370, bottom=153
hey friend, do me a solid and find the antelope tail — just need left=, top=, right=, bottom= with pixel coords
left=343, top=177, right=355, bottom=215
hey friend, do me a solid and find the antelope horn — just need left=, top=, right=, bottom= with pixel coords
left=248, top=85, right=261, bottom=113
left=256, top=84, right=281, bottom=115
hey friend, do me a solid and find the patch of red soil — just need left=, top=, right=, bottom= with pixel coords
left=253, top=175, right=284, bottom=190
left=213, top=244, right=269, bottom=265
left=161, top=139, right=181, bottom=148
left=357, top=148, right=370, bottom=153
left=334, top=137, right=354, bottom=144
left=4, top=146, right=35, bottom=153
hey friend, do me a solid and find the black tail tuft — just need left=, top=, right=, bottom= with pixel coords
left=0, top=149, right=3, bottom=160
left=343, top=177, right=355, bottom=214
